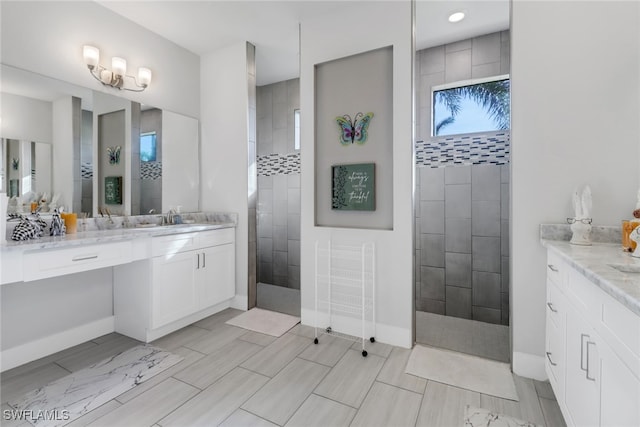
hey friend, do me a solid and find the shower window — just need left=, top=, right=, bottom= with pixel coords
left=140, top=132, right=157, bottom=162
left=432, top=75, right=510, bottom=136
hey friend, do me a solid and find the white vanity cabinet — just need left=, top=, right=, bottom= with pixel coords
left=114, top=228, right=236, bottom=342
left=545, top=249, right=640, bottom=427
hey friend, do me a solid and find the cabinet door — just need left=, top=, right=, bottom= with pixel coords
left=196, top=243, right=235, bottom=309
left=565, top=304, right=601, bottom=427
left=151, top=251, right=197, bottom=328
left=600, top=340, right=640, bottom=427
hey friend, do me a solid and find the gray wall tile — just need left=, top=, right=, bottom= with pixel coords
left=260, top=262, right=272, bottom=283
left=258, top=189, right=273, bottom=213
left=471, top=165, right=501, bottom=201
left=445, top=286, right=471, bottom=319
left=273, top=251, right=288, bottom=276
left=500, top=184, right=509, bottom=219
left=445, top=253, right=472, bottom=288
left=472, top=33, right=501, bottom=65
left=472, top=271, right=501, bottom=309
left=445, top=218, right=471, bottom=253
left=273, top=175, right=288, bottom=200
left=273, top=226, right=287, bottom=251
left=445, top=165, right=471, bottom=184
left=272, top=274, right=288, bottom=287
left=421, top=267, right=445, bottom=300
left=472, top=307, right=501, bottom=324
left=472, top=62, right=501, bottom=79
left=472, top=200, right=500, bottom=237
left=416, top=298, right=445, bottom=315
left=287, top=215, right=300, bottom=240
left=288, top=174, right=300, bottom=188
left=501, top=220, right=509, bottom=256
left=500, top=164, right=509, bottom=184
left=445, top=49, right=472, bottom=83
left=420, top=45, right=445, bottom=74
left=421, top=234, right=445, bottom=267
left=288, top=240, right=300, bottom=266
left=472, top=236, right=501, bottom=272
left=258, top=238, right=273, bottom=261
left=501, top=256, right=509, bottom=293
left=445, top=184, right=471, bottom=219
left=445, top=39, right=471, bottom=53
left=420, top=167, right=445, bottom=201
left=288, top=266, right=300, bottom=289
left=258, top=213, right=273, bottom=236
left=287, top=188, right=300, bottom=214
left=420, top=201, right=445, bottom=234
left=273, top=201, right=287, bottom=226
left=501, top=293, right=509, bottom=325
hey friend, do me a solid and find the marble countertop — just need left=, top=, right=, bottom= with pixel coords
left=0, top=222, right=236, bottom=253
left=542, top=240, right=640, bottom=316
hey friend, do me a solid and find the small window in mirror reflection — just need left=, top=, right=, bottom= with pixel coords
left=294, top=109, right=300, bottom=150
left=140, top=132, right=157, bottom=162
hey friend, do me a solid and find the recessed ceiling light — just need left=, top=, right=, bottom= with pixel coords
left=448, top=11, right=465, bottom=23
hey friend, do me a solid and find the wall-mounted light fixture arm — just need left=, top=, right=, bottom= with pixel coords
left=83, top=45, right=152, bottom=92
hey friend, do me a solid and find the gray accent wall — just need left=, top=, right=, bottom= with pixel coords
left=256, top=78, right=300, bottom=289
left=415, top=31, right=510, bottom=326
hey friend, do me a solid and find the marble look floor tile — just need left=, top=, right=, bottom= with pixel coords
left=219, top=409, right=278, bottom=427
left=288, top=324, right=317, bottom=339
left=158, top=368, right=269, bottom=427
left=240, top=333, right=311, bottom=377
left=314, top=349, right=386, bottom=408
left=173, top=339, right=263, bottom=389
left=350, top=339, right=393, bottom=358
left=65, top=401, right=121, bottom=427
left=150, top=325, right=210, bottom=352
left=89, top=333, right=122, bottom=345
left=284, top=394, right=357, bottom=427
left=238, top=331, right=278, bottom=347
left=88, top=377, right=198, bottom=427
left=183, top=324, right=247, bottom=354
left=55, top=335, right=140, bottom=372
left=242, top=358, right=329, bottom=425
left=350, top=381, right=423, bottom=427
left=10, top=345, right=183, bottom=427
left=297, top=335, right=352, bottom=367
left=416, top=381, right=481, bottom=427
left=539, top=397, right=566, bottom=427
left=481, top=393, right=523, bottom=421
left=533, top=380, right=556, bottom=400
left=115, top=346, right=205, bottom=403
left=376, top=347, right=427, bottom=394
left=1, top=363, right=70, bottom=405
left=513, top=376, right=545, bottom=426
left=193, top=308, right=244, bottom=330
left=1, top=342, right=97, bottom=382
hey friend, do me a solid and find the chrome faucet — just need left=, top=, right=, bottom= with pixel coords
left=163, top=208, right=176, bottom=225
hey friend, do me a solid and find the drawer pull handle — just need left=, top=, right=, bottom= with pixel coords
left=202, top=252, right=206, bottom=268
left=547, top=302, right=558, bottom=313
left=72, top=254, right=98, bottom=262
left=586, top=341, right=596, bottom=381
left=546, top=352, right=557, bottom=366
left=580, top=333, right=589, bottom=372
left=197, top=253, right=200, bottom=269
left=547, top=264, right=559, bottom=272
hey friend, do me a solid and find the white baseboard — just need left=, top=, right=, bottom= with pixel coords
left=513, top=351, right=547, bottom=380
left=300, top=308, right=411, bottom=349
left=1, top=317, right=115, bottom=372
left=230, top=294, right=248, bottom=311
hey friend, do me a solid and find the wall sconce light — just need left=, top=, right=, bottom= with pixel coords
left=83, top=45, right=152, bottom=92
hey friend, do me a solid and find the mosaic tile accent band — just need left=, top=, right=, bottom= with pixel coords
left=141, top=161, right=162, bottom=180
left=416, top=132, right=510, bottom=168
left=257, top=152, right=300, bottom=176
left=81, top=162, right=93, bottom=180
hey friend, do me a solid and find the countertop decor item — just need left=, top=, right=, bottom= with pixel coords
left=50, top=208, right=66, bottom=236
left=335, top=112, right=374, bottom=145
left=569, top=185, right=592, bottom=246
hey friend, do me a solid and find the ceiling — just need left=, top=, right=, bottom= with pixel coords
left=98, top=0, right=510, bottom=86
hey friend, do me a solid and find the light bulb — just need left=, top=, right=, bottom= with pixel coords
left=111, top=57, right=127, bottom=77
left=83, top=45, right=99, bottom=69
left=448, top=11, right=465, bottom=23
left=137, top=67, right=152, bottom=87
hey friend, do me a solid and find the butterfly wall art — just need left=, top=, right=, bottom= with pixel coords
left=107, top=146, right=121, bottom=165
left=335, top=112, right=374, bottom=145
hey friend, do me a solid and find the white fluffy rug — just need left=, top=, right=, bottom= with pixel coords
left=406, top=345, right=519, bottom=401
left=226, top=308, right=300, bottom=337
left=464, top=406, right=540, bottom=426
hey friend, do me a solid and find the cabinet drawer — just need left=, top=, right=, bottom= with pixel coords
left=152, top=232, right=197, bottom=257
left=547, top=279, right=566, bottom=330
left=599, top=289, right=640, bottom=378
left=546, top=251, right=566, bottom=286
left=546, top=318, right=565, bottom=396
left=566, top=268, right=598, bottom=321
left=197, top=228, right=234, bottom=247
left=23, top=241, right=132, bottom=281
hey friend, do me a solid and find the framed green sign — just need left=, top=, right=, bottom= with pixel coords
left=105, top=176, right=122, bottom=205
left=332, top=163, right=375, bottom=211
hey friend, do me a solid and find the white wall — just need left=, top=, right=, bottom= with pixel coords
left=300, top=1, right=414, bottom=347
left=1, top=1, right=200, bottom=118
left=511, top=0, right=640, bottom=379
left=200, top=42, right=250, bottom=309
left=0, top=93, right=52, bottom=143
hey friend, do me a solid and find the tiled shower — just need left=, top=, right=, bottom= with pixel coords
left=256, top=79, right=301, bottom=290
left=415, top=30, right=511, bottom=327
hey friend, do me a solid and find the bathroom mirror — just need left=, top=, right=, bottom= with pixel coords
left=1, top=139, right=52, bottom=198
left=1, top=64, right=200, bottom=216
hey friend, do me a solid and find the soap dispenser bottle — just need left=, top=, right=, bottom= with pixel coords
left=622, top=190, right=640, bottom=252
